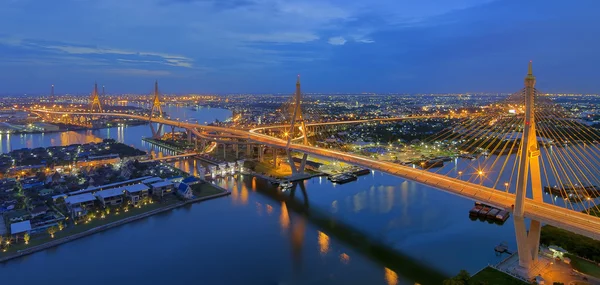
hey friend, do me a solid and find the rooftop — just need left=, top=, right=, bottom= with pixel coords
left=95, top=188, right=126, bottom=199
left=65, top=193, right=96, bottom=205
left=142, top=177, right=163, bottom=184
left=125, top=183, right=149, bottom=193
left=151, top=181, right=173, bottom=188
left=11, top=220, right=31, bottom=234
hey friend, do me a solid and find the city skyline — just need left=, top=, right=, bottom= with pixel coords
left=2, top=0, right=600, bottom=94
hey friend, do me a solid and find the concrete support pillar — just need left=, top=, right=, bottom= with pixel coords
left=223, top=143, right=226, bottom=159
left=234, top=144, right=239, bottom=159
left=187, top=130, right=192, bottom=143
left=150, top=123, right=164, bottom=139
left=272, top=148, right=277, bottom=168
left=287, top=150, right=298, bottom=175
left=259, top=146, right=264, bottom=162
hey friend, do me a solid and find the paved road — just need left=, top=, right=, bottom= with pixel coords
left=35, top=109, right=600, bottom=241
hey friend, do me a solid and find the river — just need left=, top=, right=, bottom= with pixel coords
left=0, top=104, right=546, bottom=284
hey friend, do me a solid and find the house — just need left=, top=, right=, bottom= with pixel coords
left=30, top=205, right=49, bottom=218
left=39, top=188, right=54, bottom=197
left=125, top=184, right=150, bottom=206
left=176, top=183, right=193, bottom=199
left=65, top=193, right=97, bottom=218
left=6, top=209, right=30, bottom=223
left=182, top=176, right=202, bottom=186
left=10, top=220, right=31, bottom=236
left=150, top=181, right=174, bottom=197
left=95, top=188, right=126, bottom=207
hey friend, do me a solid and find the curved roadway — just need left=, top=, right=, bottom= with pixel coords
left=35, top=109, right=600, bottom=240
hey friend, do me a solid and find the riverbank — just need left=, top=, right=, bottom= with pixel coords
left=142, top=137, right=189, bottom=154
left=0, top=184, right=230, bottom=263
left=6, top=121, right=148, bottom=137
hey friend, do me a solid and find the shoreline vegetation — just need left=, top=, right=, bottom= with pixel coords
left=444, top=267, right=529, bottom=285
left=0, top=183, right=229, bottom=263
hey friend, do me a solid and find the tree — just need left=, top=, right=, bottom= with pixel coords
left=443, top=270, right=471, bottom=285
left=47, top=226, right=57, bottom=238
left=23, top=233, right=30, bottom=245
left=57, top=221, right=64, bottom=231
left=105, top=207, right=110, bottom=215
left=0, top=235, right=3, bottom=246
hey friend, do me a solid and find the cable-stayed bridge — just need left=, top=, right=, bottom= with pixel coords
left=33, top=63, right=600, bottom=275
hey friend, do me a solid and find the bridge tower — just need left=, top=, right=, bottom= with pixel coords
left=90, top=82, right=103, bottom=112
left=150, top=80, right=163, bottom=118
left=286, top=75, right=309, bottom=176
left=50, top=84, right=55, bottom=104
left=513, top=61, right=543, bottom=270
left=149, top=80, right=164, bottom=139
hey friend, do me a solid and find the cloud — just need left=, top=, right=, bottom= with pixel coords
left=236, top=32, right=319, bottom=44
left=98, top=68, right=173, bottom=77
left=42, top=44, right=194, bottom=68
left=328, top=36, right=347, bottom=45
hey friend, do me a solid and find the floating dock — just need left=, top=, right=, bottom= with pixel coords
left=329, top=173, right=358, bottom=184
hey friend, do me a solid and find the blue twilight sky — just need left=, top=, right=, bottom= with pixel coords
left=1, top=0, right=599, bottom=94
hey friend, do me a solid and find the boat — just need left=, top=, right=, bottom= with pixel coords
left=486, top=208, right=500, bottom=219
left=352, top=168, right=371, bottom=176
left=459, top=154, right=476, bottom=160
left=495, top=210, right=510, bottom=222
left=478, top=206, right=491, bottom=217
left=469, top=205, right=483, bottom=216
left=421, top=159, right=444, bottom=169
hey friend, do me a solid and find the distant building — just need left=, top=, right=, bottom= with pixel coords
left=95, top=188, right=125, bottom=207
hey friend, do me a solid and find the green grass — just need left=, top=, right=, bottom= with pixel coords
left=253, top=162, right=291, bottom=178
left=469, top=267, right=529, bottom=285
left=191, top=183, right=226, bottom=197
left=569, top=254, right=600, bottom=279
left=1, top=198, right=180, bottom=254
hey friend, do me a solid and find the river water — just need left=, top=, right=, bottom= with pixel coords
left=0, top=104, right=559, bottom=284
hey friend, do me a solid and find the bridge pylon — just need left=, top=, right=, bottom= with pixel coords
left=90, top=82, right=103, bottom=113
left=513, top=61, right=543, bottom=271
left=286, top=75, right=309, bottom=176
left=150, top=80, right=163, bottom=118
left=50, top=84, right=55, bottom=104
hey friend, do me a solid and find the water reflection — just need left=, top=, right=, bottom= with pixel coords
left=339, top=253, right=351, bottom=264
left=384, top=268, right=399, bottom=285
left=318, top=231, right=330, bottom=255
left=280, top=201, right=290, bottom=230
